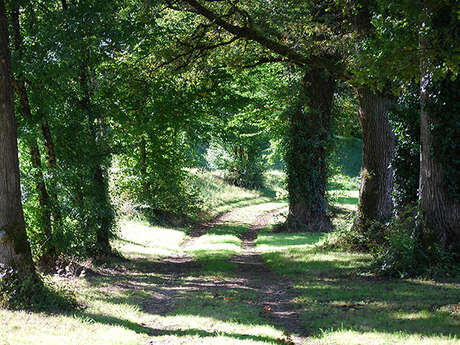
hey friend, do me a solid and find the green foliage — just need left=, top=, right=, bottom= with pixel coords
left=372, top=208, right=460, bottom=279
left=110, top=155, right=203, bottom=223
left=211, top=142, right=267, bottom=189
left=330, top=205, right=459, bottom=279
left=390, top=84, right=420, bottom=211
left=331, top=84, right=361, bottom=139
left=0, top=266, right=77, bottom=311
left=426, top=74, right=460, bottom=200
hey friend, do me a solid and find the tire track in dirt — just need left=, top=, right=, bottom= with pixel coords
left=139, top=204, right=310, bottom=345
left=229, top=206, right=310, bottom=345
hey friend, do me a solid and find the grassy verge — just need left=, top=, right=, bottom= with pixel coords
left=186, top=201, right=287, bottom=268
left=190, top=169, right=283, bottom=221
left=256, top=191, right=460, bottom=345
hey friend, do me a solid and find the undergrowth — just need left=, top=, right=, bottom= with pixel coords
left=0, top=265, right=78, bottom=312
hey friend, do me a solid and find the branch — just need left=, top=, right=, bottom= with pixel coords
left=216, top=57, right=287, bottom=70
left=174, top=0, right=339, bottom=70
left=155, top=36, right=240, bottom=71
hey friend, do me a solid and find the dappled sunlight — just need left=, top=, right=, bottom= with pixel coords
left=115, top=220, right=186, bottom=259
left=151, top=314, right=283, bottom=342
left=3, top=192, right=458, bottom=345
left=189, top=169, right=274, bottom=218
left=256, top=233, right=325, bottom=252
left=224, top=202, right=288, bottom=225
left=186, top=234, right=242, bottom=255
left=263, top=247, right=371, bottom=277
left=312, top=329, right=459, bottom=345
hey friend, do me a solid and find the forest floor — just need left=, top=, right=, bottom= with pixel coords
left=1, top=173, right=459, bottom=345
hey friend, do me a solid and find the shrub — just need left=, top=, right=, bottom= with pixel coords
left=0, top=265, right=78, bottom=311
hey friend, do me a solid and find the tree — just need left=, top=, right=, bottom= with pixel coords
left=344, top=2, right=396, bottom=232
left=10, top=5, right=56, bottom=261
left=352, top=88, right=395, bottom=231
left=0, top=0, right=33, bottom=268
left=285, top=67, right=336, bottom=231
left=419, top=74, right=460, bottom=249
left=371, top=0, right=460, bottom=249
left=164, top=0, right=345, bottom=231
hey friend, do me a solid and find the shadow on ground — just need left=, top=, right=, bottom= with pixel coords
left=79, top=235, right=460, bottom=343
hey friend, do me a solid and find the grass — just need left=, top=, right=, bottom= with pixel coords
left=2, top=145, right=459, bottom=345
left=334, top=136, right=362, bottom=178
left=186, top=201, right=287, bottom=262
left=255, top=231, right=459, bottom=345
left=114, top=219, right=187, bottom=259
left=190, top=169, right=280, bottom=220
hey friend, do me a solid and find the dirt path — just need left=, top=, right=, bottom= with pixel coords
left=229, top=206, right=309, bottom=345
left=181, top=208, right=241, bottom=248
left=94, top=203, right=306, bottom=344
left=141, top=204, right=308, bottom=344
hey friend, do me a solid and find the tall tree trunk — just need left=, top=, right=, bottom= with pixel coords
left=352, top=88, right=394, bottom=232
left=79, top=68, right=112, bottom=253
left=419, top=73, right=460, bottom=249
left=284, top=68, right=336, bottom=232
left=39, top=119, right=62, bottom=226
left=0, top=0, right=33, bottom=267
left=12, top=5, right=62, bottom=230
left=15, top=85, right=53, bottom=252
left=10, top=8, right=56, bottom=259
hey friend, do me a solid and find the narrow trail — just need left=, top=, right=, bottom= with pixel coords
left=102, top=202, right=309, bottom=344
left=229, top=206, right=310, bottom=345
left=181, top=208, right=240, bottom=248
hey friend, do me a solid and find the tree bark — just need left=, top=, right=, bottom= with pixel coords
left=352, top=87, right=395, bottom=231
left=0, top=0, right=33, bottom=267
left=284, top=68, right=336, bottom=232
left=11, top=8, right=56, bottom=259
left=39, top=119, right=62, bottom=226
left=79, top=68, right=112, bottom=253
left=419, top=74, right=460, bottom=249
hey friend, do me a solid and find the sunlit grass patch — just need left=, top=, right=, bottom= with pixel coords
left=146, top=314, right=284, bottom=345
left=223, top=202, right=287, bottom=226
left=328, top=174, right=360, bottom=207
left=0, top=303, right=148, bottom=345
left=308, top=329, right=459, bottom=345
left=256, top=232, right=324, bottom=252
left=165, top=290, right=284, bottom=345
left=263, top=248, right=370, bottom=277
left=189, top=169, right=273, bottom=218
left=187, top=234, right=242, bottom=257
left=114, top=220, right=187, bottom=259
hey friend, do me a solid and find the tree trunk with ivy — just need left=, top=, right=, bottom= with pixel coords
left=0, top=0, right=33, bottom=268
left=419, top=73, right=460, bottom=249
left=79, top=68, right=113, bottom=253
left=283, top=68, right=336, bottom=232
left=352, top=87, right=395, bottom=233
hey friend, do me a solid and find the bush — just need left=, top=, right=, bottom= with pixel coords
left=371, top=209, right=459, bottom=278
left=329, top=206, right=459, bottom=278
left=0, top=265, right=78, bottom=311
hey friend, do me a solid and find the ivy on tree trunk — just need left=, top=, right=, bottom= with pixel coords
left=284, top=68, right=336, bottom=232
